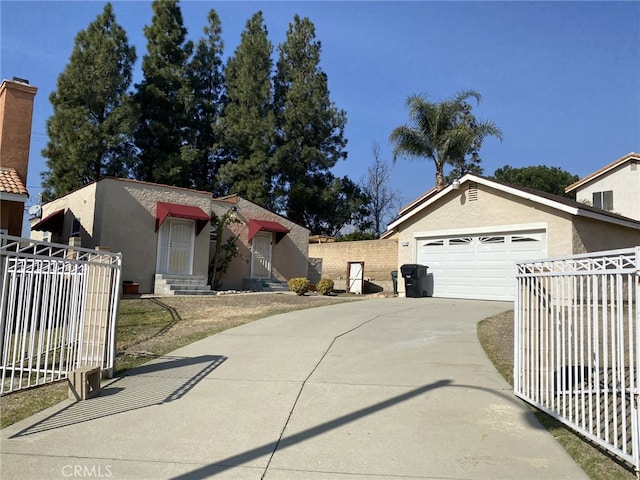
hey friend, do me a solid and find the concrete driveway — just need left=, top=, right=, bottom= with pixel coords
left=1, top=297, right=588, bottom=479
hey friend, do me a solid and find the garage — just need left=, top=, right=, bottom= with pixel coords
left=385, top=174, right=640, bottom=302
left=415, top=229, right=547, bottom=301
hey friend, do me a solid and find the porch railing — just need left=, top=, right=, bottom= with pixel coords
left=0, top=233, right=122, bottom=395
left=514, top=246, right=640, bottom=472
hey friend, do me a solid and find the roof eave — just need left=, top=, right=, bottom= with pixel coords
left=0, top=192, right=28, bottom=203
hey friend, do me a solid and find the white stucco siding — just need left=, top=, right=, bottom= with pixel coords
left=575, top=162, right=640, bottom=220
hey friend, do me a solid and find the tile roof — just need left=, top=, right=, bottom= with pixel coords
left=0, top=167, right=27, bottom=195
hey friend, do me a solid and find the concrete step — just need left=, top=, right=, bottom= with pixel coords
left=154, top=274, right=212, bottom=295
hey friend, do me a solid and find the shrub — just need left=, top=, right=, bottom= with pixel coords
left=317, top=278, right=334, bottom=296
left=288, top=277, right=310, bottom=295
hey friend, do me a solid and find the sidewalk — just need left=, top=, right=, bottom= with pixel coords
left=1, top=297, right=589, bottom=479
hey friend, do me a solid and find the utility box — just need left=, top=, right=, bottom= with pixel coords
left=400, top=264, right=428, bottom=298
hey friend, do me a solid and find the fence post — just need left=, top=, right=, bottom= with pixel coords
left=79, top=247, right=117, bottom=377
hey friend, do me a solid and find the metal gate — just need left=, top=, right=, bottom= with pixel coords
left=0, top=234, right=122, bottom=395
left=514, top=247, right=640, bottom=472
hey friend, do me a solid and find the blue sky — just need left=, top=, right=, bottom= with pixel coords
left=2, top=1, right=639, bottom=223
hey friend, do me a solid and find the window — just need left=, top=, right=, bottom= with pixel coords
left=479, top=236, right=505, bottom=244
left=71, top=218, right=81, bottom=237
left=449, top=237, right=473, bottom=246
left=424, top=240, right=444, bottom=247
left=592, top=190, right=613, bottom=211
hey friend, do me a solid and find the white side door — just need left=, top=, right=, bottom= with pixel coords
left=157, top=218, right=195, bottom=275
left=348, top=262, right=364, bottom=294
left=251, top=232, right=272, bottom=279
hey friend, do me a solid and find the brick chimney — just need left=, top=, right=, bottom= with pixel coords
left=0, top=78, right=38, bottom=185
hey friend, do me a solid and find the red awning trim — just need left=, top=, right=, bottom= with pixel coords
left=155, top=202, right=211, bottom=235
left=31, top=209, right=65, bottom=232
left=248, top=219, right=290, bottom=244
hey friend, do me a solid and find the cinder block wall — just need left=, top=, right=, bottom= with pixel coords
left=309, top=239, right=398, bottom=293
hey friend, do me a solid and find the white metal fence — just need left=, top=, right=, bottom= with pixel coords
left=514, top=246, right=640, bottom=472
left=0, top=234, right=122, bottom=395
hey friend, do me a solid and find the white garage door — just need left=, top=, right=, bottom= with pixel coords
left=416, top=230, right=546, bottom=301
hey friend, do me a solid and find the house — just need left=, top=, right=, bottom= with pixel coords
left=0, top=78, right=37, bottom=236
left=564, top=152, right=640, bottom=221
left=29, top=178, right=310, bottom=294
left=30, top=178, right=213, bottom=294
left=210, top=195, right=310, bottom=291
left=384, top=174, right=640, bottom=301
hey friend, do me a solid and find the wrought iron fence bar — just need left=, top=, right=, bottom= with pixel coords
left=514, top=246, right=640, bottom=473
left=0, top=233, right=121, bottom=395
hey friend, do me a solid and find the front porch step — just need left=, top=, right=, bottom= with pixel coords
left=242, top=278, right=290, bottom=293
left=154, top=274, right=214, bottom=295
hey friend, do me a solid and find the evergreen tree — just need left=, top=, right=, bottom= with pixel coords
left=184, top=8, right=225, bottom=193
left=41, top=3, right=136, bottom=201
left=273, top=15, right=352, bottom=231
left=133, top=0, right=193, bottom=186
left=216, top=12, right=276, bottom=208
left=493, top=165, right=579, bottom=198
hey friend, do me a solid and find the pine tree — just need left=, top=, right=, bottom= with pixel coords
left=41, top=3, right=136, bottom=201
left=216, top=11, right=276, bottom=208
left=273, top=15, right=352, bottom=231
left=184, top=8, right=225, bottom=193
left=133, top=0, right=193, bottom=186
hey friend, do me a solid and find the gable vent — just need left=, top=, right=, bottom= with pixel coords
left=468, top=182, right=478, bottom=201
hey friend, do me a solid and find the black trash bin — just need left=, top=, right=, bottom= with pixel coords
left=400, top=264, right=428, bottom=298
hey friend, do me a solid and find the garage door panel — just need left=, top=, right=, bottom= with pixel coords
left=416, top=230, right=546, bottom=301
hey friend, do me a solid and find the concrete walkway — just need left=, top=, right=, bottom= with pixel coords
left=1, top=297, right=588, bottom=480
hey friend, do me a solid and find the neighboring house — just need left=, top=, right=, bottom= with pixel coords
left=30, top=178, right=310, bottom=294
left=565, top=152, right=640, bottom=221
left=211, top=195, right=310, bottom=291
left=384, top=174, right=640, bottom=301
left=0, top=78, right=37, bottom=236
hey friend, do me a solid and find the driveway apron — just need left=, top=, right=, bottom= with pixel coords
left=1, top=297, right=589, bottom=480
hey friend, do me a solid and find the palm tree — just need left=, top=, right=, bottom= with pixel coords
left=389, top=90, right=503, bottom=191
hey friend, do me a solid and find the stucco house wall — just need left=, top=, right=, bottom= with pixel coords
left=31, top=183, right=98, bottom=245
left=575, top=161, right=640, bottom=220
left=566, top=153, right=640, bottom=221
left=211, top=196, right=310, bottom=290
left=572, top=216, right=640, bottom=253
left=95, top=179, right=212, bottom=292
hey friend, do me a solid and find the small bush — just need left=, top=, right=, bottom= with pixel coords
left=288, top=277, right=310, bottom=295
left=317, top=278, right=334, bottom=296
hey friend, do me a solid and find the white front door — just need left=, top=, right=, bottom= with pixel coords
left=251, top=232, right=272, bottom=279
left=157, top=218, right=195, bottom=275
